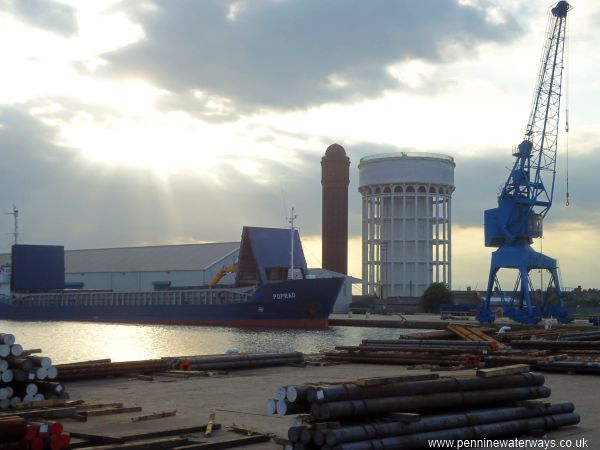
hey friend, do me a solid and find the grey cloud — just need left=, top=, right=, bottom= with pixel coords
left=2, top=107, right=594, bottom=257
left=2, top=0, right=78, bottom=35
left=100, top=0, right=521, bottom=116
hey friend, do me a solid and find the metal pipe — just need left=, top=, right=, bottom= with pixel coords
left=362, top=339, right=492, bottom=348
left=277, top=399, right=310, bottom=416
left=317, top=385, right=551, bottom=419
left=287, top=385, right=312, bottom=403
left=337, top=345, right=487, bottom=354
left=537, top=361, right=600, bottom=373
left=184, top=356, right=303, bottom=371
left=332, top=413, right=579, bottom=450
left=324, top=354, right=471, bottom=366
left=308, top=372, right=545, bottom=403
left=511, top=340, right=600, bottom=349
left=324, top=402, right=575, bottom=446
left=0, top=334, right=15, bottom=345
left=288, top=426, right=305, bottom=442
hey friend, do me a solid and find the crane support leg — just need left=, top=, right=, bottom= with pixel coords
left=477, top=243, right=571, bottom=324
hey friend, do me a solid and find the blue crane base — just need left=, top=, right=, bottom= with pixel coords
left=477, top=243, right=571, bottom=325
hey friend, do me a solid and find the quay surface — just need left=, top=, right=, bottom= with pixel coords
left=63, top=362, right=597, bottom=449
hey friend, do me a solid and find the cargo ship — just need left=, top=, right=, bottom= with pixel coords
left=0, top=226, right=344, bottom=329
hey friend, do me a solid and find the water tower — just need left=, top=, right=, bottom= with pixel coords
left=358, top=152, right=455, bottom=298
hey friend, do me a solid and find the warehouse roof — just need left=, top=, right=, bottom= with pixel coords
left=0, top=242, right=240, bottom=273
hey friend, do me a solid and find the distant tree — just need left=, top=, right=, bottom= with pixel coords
left=421, top=282, right=454, bottom=313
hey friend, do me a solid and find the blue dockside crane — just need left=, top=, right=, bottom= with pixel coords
left=477, top=1, right=572, bottom=325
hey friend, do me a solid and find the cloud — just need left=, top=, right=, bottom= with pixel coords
left=99, top=0, right=521, bottom=116
left=0, top=106, right=340, bottom=250
left=1, top=0, right=78, bottom=35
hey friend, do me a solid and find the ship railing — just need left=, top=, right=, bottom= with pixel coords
left=13, top=288, right=254, bottom=307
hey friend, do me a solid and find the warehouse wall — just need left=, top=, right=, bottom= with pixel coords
left=65, top=252, right=239, bottom=292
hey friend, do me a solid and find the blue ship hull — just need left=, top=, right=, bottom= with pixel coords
left=0, top=278, right=344, bottom=329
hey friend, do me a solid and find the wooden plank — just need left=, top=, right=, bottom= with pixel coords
left=68, top=432, right=125, bottom=445
left=75, top=437, right=192, bottom=450
left=476, top=364, right=530, bottom=378
left=83, top=406, right=143, bottom=417
left=131, top=411, right=177, bottom=422
left=13, top=399, right=69, bottom=409
left=205, top=412, right=216, bottom=437
left=156, top=372, right=191, bottom=379
left=123, top=425, right=221, bottom=442
left=173, top=435, right=270, bottom=450
left=355, top=373, right=439, bottom=386
left=77, top=402, right=124, bottom=411
left=0, top=407, right=77, bottom=420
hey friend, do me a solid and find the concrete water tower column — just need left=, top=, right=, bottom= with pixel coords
left=358, top=152, right=455, bottom=298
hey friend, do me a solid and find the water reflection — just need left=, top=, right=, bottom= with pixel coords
left=0, top=320, right=419, bottom=363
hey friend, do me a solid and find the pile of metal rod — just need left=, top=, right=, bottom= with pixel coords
left=324, top=324, right=600, bottom=375
left=55, top=359, right=169, bottom=380
left=276, top=372, right=580, bottom=450
left=0, top=333, right=64, bottom=409
left=23, top=421, right=70, bottom=450
left=266, top=384, right=313, bottom=416
left=325, top=338, right=492, bottom=367
left=172, top=352, right=304, bottom=371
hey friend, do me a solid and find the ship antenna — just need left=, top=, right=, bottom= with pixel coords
left=288, top=207, right=297, bottom=279
left=5, top=205, right=18, bottom=245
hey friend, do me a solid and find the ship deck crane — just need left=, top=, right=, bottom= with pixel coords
left=477, top=1, right=572, bottom=325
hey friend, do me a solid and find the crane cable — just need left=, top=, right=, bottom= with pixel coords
left=565, top=27, right=570, bottom=207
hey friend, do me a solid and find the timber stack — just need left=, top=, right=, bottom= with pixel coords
left=0, top=333, right=66, bottom=409
left=269, top=371, right=579, bottom=450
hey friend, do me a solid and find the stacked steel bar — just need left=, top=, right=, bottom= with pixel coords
left=325, top=339, right=492, bottom=367
left=266, top=384, right=312, bottom=417
left=55, top=359, right=169, bottom=380
left=24, top=421, right=70, bottom=450
left=173, top=352, right=304, bottom=371
left=0, top=333, right=64, bottom=409
left=276, top=373, right=580, bottom=450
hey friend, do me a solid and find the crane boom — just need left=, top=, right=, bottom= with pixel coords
left=478, top=2, right=572, bottom=325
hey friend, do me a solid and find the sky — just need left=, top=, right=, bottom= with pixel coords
left=0, top=0, right=599, bottom=291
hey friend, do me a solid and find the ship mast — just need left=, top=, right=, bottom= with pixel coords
left=6, top=205, right=18, bottom=245
left=288, top=207, right=297, bottom=279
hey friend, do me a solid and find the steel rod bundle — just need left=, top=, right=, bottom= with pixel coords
left=23, top=420, right=70, bottom=450
left=55, top=359, right=169, bottom=380
left=0, top=332, right=65, bottom=409
left=307, top=372, right=545, bottom=404
left=510, top=340, right=600, bottom=349
left=316, top=385, right=551, bottom=419
left=362, top=339, right=493, bottom=348
left=174, top=352, right=303, bottom=371
left=278, top=372, right=579, bottom=450
left=321, top=402, right=575, bottom=447
left=332, top=413, right=579, bottom=450
left=336, top=345, right=487, bottom=354
left=536, top=361, right=600, bottom=374
left=557, top=331, right=600, bottom=341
